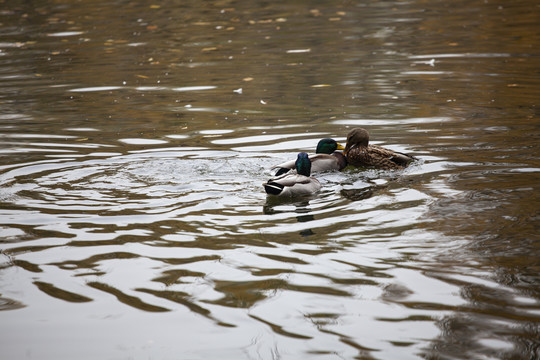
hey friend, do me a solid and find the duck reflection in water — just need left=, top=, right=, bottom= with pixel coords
left=263, top=197, right=315, bottom=237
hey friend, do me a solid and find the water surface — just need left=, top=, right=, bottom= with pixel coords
left=1, top=1, right=539, bottom=359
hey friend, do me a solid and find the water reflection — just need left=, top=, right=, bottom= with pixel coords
left=1, top=0, right=539, bottom=359
left=263, top=198, right=316, bottom=236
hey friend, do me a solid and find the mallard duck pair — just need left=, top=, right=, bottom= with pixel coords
left=263, top=128, right=416, bottom=197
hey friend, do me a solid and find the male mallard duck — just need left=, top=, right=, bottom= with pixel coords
left=344, top=128, right=416, bottom=169
left=264, top=152, right=321, bottom=196
left=272, top=138, right=347, bottom=176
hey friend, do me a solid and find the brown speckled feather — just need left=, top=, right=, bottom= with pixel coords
left=344, top=128, right=416, bottom=170
left=347, top=145, right=407, bottom=169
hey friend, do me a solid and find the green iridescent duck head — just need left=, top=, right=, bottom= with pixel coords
left=315, top=138, right=345, bottom=154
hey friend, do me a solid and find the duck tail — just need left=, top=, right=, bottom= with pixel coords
left=263, top=181, right=284, bottom=195
left=390, top=152, right=417, bottom=167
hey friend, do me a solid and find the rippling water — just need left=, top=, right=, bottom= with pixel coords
left=1, top=1, right=539, bottom=359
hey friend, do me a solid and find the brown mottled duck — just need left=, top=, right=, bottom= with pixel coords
left=344, top=128, right=416, bottom=170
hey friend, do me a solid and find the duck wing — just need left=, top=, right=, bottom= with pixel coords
left=309, top=153, right=347, bottom=172
left=367, top=145, right=415, bottom=169
left=263, top=174, right=320, bottom=196
left=272, top=153, right=346, bottom=175
left=389, top=151, right=416, bottom=167
left=270, top=173, right=312, bottom=186
left=279, top=177, right=321, bottom=196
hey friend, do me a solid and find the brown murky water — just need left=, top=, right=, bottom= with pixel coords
left=1, top=1, right=539, bottom=359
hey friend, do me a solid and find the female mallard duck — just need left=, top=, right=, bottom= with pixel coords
left=264, top=152, right=321, bottom=196
left=344, top=128, right=416, bottom=169
left=272, top=138, right=347, bottom=176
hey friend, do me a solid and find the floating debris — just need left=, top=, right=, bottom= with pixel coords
left=286, top=49, right=311, bottom=54
left=172, top=86, right=216, bottom=92
left=69, top=86, right=122, bottom=92
left=47, top=31, right=84, bottom=37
